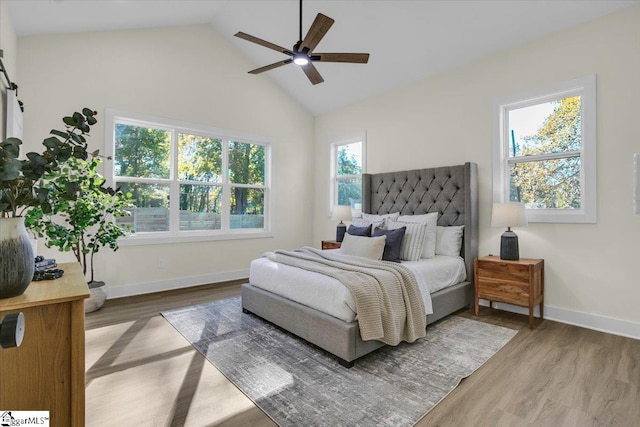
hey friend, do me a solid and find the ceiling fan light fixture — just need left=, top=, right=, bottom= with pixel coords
left=293, top=54, right=309, bottom=66
left=235, top=0, right=369, bottom=84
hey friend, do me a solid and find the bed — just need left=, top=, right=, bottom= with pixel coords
left=242, top=162, right=478, bottom=367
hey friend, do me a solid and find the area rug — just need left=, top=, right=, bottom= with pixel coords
left=162, top=297, right=517, bottom=427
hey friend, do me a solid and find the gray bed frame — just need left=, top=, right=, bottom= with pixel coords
left=242, top=162, right=478, bottom=367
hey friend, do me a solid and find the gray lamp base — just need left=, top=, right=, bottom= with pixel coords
left=500, top=230, right=520, bottom=260
left=336, top=222, right=347, bottom=242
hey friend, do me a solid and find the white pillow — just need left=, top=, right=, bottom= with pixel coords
left=435, top=225, right=464, bottom=257
left=355, top=212, right=399, bottom=232
left=362, top=212, right=400, bottom=229
left=397, top=213, right=438, bottom=259
left=361, top=212, right=400, bottom=222
left=352, top=218, right=384, bottom=230
left=340, top=233, right=386, bottom=260
left=386, top=220, right=428, bottom=261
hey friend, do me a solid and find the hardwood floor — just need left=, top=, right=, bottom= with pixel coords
left=85, top=282, right=640, bottom=426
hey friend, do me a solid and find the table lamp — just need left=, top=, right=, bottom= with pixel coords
left=331, top=205, right=352, bottom=242
left=491, top=202, right=528, bottom=260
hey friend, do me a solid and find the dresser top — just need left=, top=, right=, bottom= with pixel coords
left=0, top=262, right=89, bottom=311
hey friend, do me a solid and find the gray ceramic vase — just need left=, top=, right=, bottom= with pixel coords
left=0, top=217, right=35, bottom=299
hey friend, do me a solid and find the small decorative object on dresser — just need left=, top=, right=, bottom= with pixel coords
left=321, top=240, right=342, bottom=250
left=474, top=255, right=544, bottom=328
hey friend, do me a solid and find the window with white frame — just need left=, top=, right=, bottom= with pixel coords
left=493, top=75, right=596, bottom=223
left=331, top=134, right=365, bottom=213
left=105, top=110, right=271, bottom=243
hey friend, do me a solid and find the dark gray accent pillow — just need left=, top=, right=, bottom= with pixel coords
left=347, top=224, right=372, bottom=237
left=373, top=226, right=406, bottom=263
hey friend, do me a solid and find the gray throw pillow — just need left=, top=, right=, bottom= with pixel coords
left=373, top=226, right=406, bottom=263
left=347, top=224, right=372, bottom=237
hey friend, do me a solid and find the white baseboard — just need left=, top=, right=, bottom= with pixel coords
left=107, top=277, right=640, bottom=341
left=479, top=300, right=640, bottom=341
left=106, top=269, right=250, bottom=299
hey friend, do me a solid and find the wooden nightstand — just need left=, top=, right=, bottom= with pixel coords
left=321, top=240, right=342, bottom=250
left=474, top=255, right=544, bottom=328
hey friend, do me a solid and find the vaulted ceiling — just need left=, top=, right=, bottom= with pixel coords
left=6, top=1, right=638, bottom=115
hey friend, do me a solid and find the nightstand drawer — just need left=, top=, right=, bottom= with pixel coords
left=476, top=260, right=530, bottom=284
left=476, top=278, right=530, bottom=305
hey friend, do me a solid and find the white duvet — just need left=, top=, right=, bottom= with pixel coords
left=249, top=252, right=467, bottom=323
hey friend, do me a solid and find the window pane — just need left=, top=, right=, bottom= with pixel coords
left=178, top=133, right=223, bottom=183
left=230, top=187, right=264, bottom=229
left=337, top=177, right=362, bottom=206
left=337, top=142, right=362, bottom=176
left=228, top=141, right=265, bottom=185
left=508, top=96, right=581, bottom=157
left=115, top=182, right=170, bottom=232
left=509, top=157, right=581, bottom=209
left=179, top=184, right=222, bottom=231
left=114, top=123, right=171, bottom=179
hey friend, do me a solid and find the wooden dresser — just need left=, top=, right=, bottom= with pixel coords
left=474, top=256, right=544, bottom=328
left=0, top=262, right=88, bottom=427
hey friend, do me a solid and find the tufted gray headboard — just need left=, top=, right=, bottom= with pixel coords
left=362, top=162, right=478, bottom=281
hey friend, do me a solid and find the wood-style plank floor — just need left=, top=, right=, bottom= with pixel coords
left=85, top=281, right=640, bottom=426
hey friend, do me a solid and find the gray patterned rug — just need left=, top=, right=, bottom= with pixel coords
left=162, top=297, right=517, bottom=427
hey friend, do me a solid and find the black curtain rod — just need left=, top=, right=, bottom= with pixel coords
left=0, top=50, right=23, bottom=111
left=0, top=50, right=19, bottom=93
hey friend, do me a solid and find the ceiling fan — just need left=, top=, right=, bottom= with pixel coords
left=234, top=0, right=370, bottom=85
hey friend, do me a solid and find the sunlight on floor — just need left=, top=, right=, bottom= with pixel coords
left=245, top=362, right=295, bottom=399
left=85, top=315, right=265, bottom=426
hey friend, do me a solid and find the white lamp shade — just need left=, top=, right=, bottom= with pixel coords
left=491, top=202, right=528, bottom=228
left=331, top=205, right=352, bottom=221
left=350, top=201, right=362, bottom=219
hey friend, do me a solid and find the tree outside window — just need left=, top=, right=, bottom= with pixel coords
left=335, top=141, right=363, bottom=207
left=508, top=96, right=582, bottom=209
left=109, top=113, right=269, bottom=237
left=493, top=75, right=596, bottom=223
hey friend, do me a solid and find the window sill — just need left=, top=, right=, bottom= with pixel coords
left=525, top=209, right=596, bottom=224
left=118, top=231, right=274, bottom=246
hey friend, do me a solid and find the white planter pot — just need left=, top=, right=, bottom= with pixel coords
left=85, top=281, right=108, bottom=313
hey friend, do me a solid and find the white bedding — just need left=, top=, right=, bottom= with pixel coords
left=249, top=252, right=467, bottom=323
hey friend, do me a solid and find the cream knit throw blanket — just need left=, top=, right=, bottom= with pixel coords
left=263, top=247, right=426, bottom=346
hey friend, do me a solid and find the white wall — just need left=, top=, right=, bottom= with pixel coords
left=17, top=24, right=315, bottom=295
left=315, top=6, right=640, bottom=336
left=0, top=1, right=18, bottom=139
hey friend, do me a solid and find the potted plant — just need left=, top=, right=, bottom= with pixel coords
left=25, top=156, right=133, bottom=312
left=0, top=108, right=96, bottom=299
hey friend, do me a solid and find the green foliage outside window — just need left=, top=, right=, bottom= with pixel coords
left=114, top=121, right=267, bottom=232
left=509, top=96, right=582, bottom=209
left=337, top=143, right=362, bottom=206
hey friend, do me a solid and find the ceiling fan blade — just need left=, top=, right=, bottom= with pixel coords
left=300, top=13, right=334, bottom=53
left=248, top=59, right=293, bottom=74
left=313, top=53, right=370, bottom=63
left=301, top=62, right=324, bottom=85
left=234, top=32, right=293, bottom=55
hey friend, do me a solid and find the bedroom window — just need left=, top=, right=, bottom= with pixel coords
left=493, top=75, right=596, bottom=223
left=105, top=110, right=271, bottom=244
left=331, top=133, right=365, bottom=212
